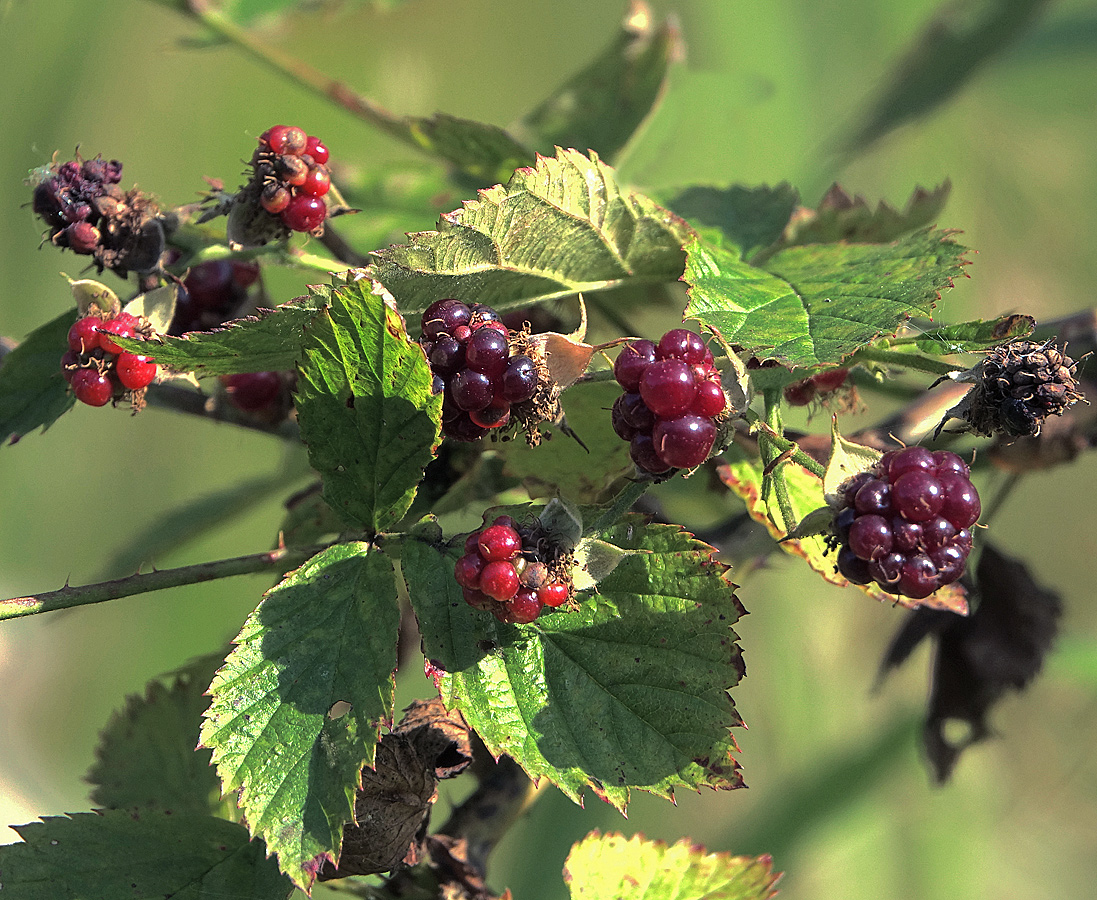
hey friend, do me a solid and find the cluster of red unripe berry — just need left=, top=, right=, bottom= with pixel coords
left=454, top=516, right=572, bottom=624
left=253, top=125, right=331, bottom=233
left=783, top=367, right=850, bottom=406
left=420, top=299, right=542, bottom=442
left=612, top=329, right=727, bottom=474
left=169, top=258, right=260, bottom=336
left=834, top=447, right=981, bottom=599
left=62, top=312, right=157, bottom=407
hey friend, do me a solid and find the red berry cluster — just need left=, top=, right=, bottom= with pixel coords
left=31, top=155, right=123, bottom=254
left=169, top=259, right=261, bottom=335
left=612, top=329, right=727, bottom=474
left=783, top=367, right=850, bottom=406
left=61, top=312, right=157, bottom=407
left=833, top=447, right=981, bottom=599
left=455, top=516, right=573, bottom=624
left=253, top=125, right=331, bottom=233
left=420, top=299, right=542, bottom=442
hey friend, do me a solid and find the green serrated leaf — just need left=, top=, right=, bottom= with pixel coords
left=114, top=293, right=327, bottom=377
left=295, top=281, right=441, bottom=532
left=663, top=183, right=799, bottom=261
left=371, top=148, right=693, bottom=319
left=0, top=309, right=76, bottom=446
left=407, top=517, right=745, bottom=810
left=909, top=313, right=1035, bottom=355
left=200, top=542, right=401, bottom=891
left=565, top=831, right=781, bottom=900
left=0, top=810, right=293, bottom=900
left=683, top=228, right=969, bottom=368
left=87, top=653, right=229, bottom=818
left=514, top=1, right=680, bottom=164
left=398, top=112, right=535, bottom=187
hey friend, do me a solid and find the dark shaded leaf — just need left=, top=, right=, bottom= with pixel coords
left=879, top=542, right=1062, bottom=782
left=0, top=810, right=292, bottom=900
left=909, top=313, right=1035, bottom=355
left=663, top=183, right=798, bottom=261
left=836, top=0, right=1053, bottom=158
left=295, top=280, right=441, bottom=532
left=515, top=1, right=680, bottom=164
left=87, top=653, right=228, bottom=818
left=0, top=309, right=75, bottom=446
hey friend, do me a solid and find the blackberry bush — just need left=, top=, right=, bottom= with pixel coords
left=0, top=4, right=1090, bottom=900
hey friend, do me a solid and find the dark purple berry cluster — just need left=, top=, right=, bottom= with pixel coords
left=169, top=259, right=261, bottom=335
left=834, top=447, right=980, bottom=599
left=455, top=516, right=572, bottom=624
left=253, top=125, right=331, bottom=233
left=61, top=312, right=157, bottom=407
left=420, top=299, right=543, bottom=442
left=612, top=329, right=727, bottom=474
left=31, top=153, right=162, bottom=275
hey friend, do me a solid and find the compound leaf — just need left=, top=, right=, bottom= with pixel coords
left=683, top=228, right=969, bottom=368
left=514, top=1, right=680, bottom=164
left=371, top=148, right=693, bottom=320
left=565, top=831, right=781, bottom=900
left=406, top=515, right=746, bottom=810
left=0, top=309, right=75, bottom=446
left=0, top=810, right=292, bottom=900
left=295, top=280, right=441, bottom=533
left=200, top=542, right=401, bottom=891
left=87, top=653, right=229, bottom=818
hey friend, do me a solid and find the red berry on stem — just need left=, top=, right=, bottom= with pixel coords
left=480, top=560, right=520, bottom=601
left=810, top=367, right=849, bottom=393
left=71, top=368, right=113, bottom=406
left=68, top=316, right=102, bottom=353
left=502, top=589, right=543, bottom=624
left=652, top=414, right=716, bottom=469
left=614, top=340, right=656, bottom=392
left=655, top=328, right=708, bottom=364
left=538, top=582, right=570, bottom=608
left=454, top=553, right=485, bottom=590
left=692, top=379, right=727, bottom=417
left=478, top=524, right=522, bottom=561
left=281, top=194, right=327, bottom=232
left=265, top=125, right=307, bottom=155
left=305, top=135, right=329, bottom=165
left=115, top=352, right=157, bottom=390
left=639, top=359, right=696, bottom=418
left=300, top=165, right=331, bottom=198
left=98, top=313, right=140, bottom=355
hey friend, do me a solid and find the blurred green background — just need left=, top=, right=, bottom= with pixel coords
left=2, top=0, right=1097, bottom=898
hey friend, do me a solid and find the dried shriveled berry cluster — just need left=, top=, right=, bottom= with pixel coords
left=62, top=311, right=157, bottom=408
left=169, top=258, right=260, bottom=335
left=30, top=153, right=162, bottom=275
left=783, top=367, right=850, bottom=407
left=455, top=516, right=573, bottom=624
left=253, top=126, right=331, bottom=233
left=612, top=329, right=727, bottom=474
left=946, top=340, right=1085, bottom=438
left=420, top=299, right=555, bottom=443
left=833, top=447, right=980, bottom=600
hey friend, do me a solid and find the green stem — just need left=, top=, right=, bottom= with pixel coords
left=585, top=479, right=650, bottom=536
left=852, top=347, right=962, bottom=377
left=185, top=1, right=414, bottom=146
left=758, top=399, right=797, bottom=533
left=755, top=422, right=826, bottom=478
left=0, top=544, right=328, bottom=622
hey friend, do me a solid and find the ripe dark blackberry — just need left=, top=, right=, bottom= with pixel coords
left=612, top=328, right=727, bottom=475
left=831, top=447, right=980, bottom=600
left=454, top=515, right=574, bottom=623
left=29, top=151, right=162, bottom=275
left=938, top=340, right=1085, bottom=438
left=418, top=299, right=559, bottom=444
left=169, top=259, right=261, bottom=336
left=61, top=309, right=158, bottom=409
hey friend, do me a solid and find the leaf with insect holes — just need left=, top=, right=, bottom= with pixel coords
left=513, top=1, right=680, bottom=164
left=683, top=227, right=969, bottom=368
left=371, top=148, right=693, bottom=320
left=405, top=514, right=746, bottom=810
left=565, top=831, right=782, bottom=900
left=86, top=652, right=231, bottom=819
left=0, top=309, right=75, bottom=447
left=716, top=442, right=968, bottom=615
left=0, top=810, right=293, bottom=900
left=200, top=542, right=401, bottom=892
left=110, top=292, right=328, bottom=377
left=295, top=280, right=441, bottom=533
